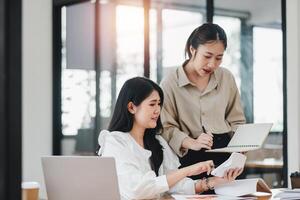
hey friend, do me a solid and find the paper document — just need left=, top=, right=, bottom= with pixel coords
left=211, top=152, right=246, bottom=177
left=214, top=178, right=271, bottom=197
left=206, top=123, right=273, bottom=153
left=172, top=194, right=256, bottom=200
left=273, top=188, right=300, bottom=199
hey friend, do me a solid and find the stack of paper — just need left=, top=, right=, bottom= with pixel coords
left=214, top=178, right=271, bottom=197
left=273, top=188, right=300, bottom=199
left=172, top=194, right=256, bottom=200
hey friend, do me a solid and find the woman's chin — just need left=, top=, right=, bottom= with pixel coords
left=147, top=122, right=157, bottom=129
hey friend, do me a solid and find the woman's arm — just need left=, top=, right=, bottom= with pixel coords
left=181, top=132, right=213, bottom=151
left=158, top=136, right=213, bottom=195
left=101, top=133, right=213, bottom=199
left=195, top=168, right=244, bottom=193
left=160, top=88, right=190, bottom=157
left=166, top=160, right=214, bottom=188
left=225, top=74, right=246, bottom=132
left=160, top=89, right=213, bottom=155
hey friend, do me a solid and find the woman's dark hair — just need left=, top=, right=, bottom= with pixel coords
left=184, top=23, right=227, bottom=64
left=108, top=77, right=164, bottom=176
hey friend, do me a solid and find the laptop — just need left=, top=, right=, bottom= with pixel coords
left=42, top=156, right=120, bottom=200
left=206, top=123, right=273, bottom=153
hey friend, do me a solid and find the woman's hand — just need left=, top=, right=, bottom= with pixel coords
left=186, top=160, right=214, bottom=177
left=210, top=167, right=244, bottom=186
left=193, top=132, right=214, bottom=150
left=223, top=167, right=243, bottom=181
left=166, top=160, right=214, bottom=189
left=194, top=168, right=243, bottom=193
left=182, top=132, right=213, bottom=151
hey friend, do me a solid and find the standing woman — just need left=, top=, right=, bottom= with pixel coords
left=160, top=23, right=246, bottom=180
left=98, top=77, right=242, bottom=199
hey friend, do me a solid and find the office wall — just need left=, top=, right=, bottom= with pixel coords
left=286, top=0, right=300, bottom=183
left=22, top=0, right=52, bottom=198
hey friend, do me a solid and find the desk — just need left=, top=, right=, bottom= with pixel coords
left=40, top=190, right=284, bottom=200
left=158, top=189, right=283, bottom=200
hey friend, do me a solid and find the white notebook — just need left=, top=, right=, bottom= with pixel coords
left=206, top=123, right=273, bottom=153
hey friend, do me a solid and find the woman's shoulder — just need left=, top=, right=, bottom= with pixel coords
left=217, top=67, right=234, bottom=76
left=216, top=67, right=235, bottom=81
left=155, top=134, right=168, bottom=145
left=98, top=130, right=130, bottom=147
left=155, top=134, right=173, bottom=151
left=160, top=68, right=179, bottom=90
left=155, top=134, right=181, bottom=169
left=98, top=130, right=132, bottom=156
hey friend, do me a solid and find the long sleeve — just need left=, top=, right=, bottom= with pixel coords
left=157, top=136, right=195, bottom=195
left=160, top=83, right=189, bottom=157
left=225, top=74, right=246, bottom=132
left=99, top=131, right=169, bottom=199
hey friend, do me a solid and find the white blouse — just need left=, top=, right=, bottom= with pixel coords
left=98, top=130, right=195, bottom=200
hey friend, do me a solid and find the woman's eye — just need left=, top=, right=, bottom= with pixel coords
left=150, top=104, right=155, bottom=106
left=204, top=55, right=211, bottom=59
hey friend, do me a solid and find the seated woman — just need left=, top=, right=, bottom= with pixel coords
left=97, top=77, right=242, bottom=200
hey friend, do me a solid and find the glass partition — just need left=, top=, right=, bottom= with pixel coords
left=214, top=0, right=284, bottom=187
left=55, top=0, right=286, bottom=187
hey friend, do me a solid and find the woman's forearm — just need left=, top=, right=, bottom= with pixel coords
left=166, top=167, right=190, bottom=188
left=166, top=160, right=213, bottom=190
left=181, top=136, right=195, bottom=150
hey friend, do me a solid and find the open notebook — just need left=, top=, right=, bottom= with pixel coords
left=214, top=178, right=271, bottom=197
left=206, top=123, right=273, bottom=153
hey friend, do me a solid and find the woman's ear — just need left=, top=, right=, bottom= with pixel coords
left=127, top=102, right=136, bottom=114
left=190, top=46, right=197, bottom=58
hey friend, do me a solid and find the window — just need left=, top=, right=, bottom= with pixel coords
left=116, top=5, right=144, bottom=95
left=214, top=0, right=284, bottom=187
left=253, top=27, right=283, bottom=132
left=162, top=9, right=203, bottom=69
left=54, top=0, right=286, bottom=187
left=214, top=16, right=241, bottom=89
left=61, top=3, right=96, bottom=136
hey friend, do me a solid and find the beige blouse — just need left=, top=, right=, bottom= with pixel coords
left=160, top=66, right=246, bottom=157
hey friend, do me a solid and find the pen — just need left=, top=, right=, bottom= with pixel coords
left=202, top=126, right=214, bottom=151
left=202, top=125, right=207, bottom=133
left=202, top=125, right=213, bottom=137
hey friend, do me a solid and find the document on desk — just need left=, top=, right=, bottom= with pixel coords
left=214, top=178, right=271, bottom=197
left=172, top=194, right=256, bottom=200
left=273, top=188, right=300, bottom=199
left=206, top=123, right=273, bottom=153
left=211, top=152, right=246, bottom=177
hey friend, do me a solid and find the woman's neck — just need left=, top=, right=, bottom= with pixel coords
left=184, top=62, right=210, bottom=90
left=130, top=124, right=145, bottom=148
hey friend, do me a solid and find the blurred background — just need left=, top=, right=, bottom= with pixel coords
left=4, top=0, right=300, bottom=199
left=55, top=0, right=284, bottom=189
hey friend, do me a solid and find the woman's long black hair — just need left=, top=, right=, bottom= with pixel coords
left=107, top=77, right=164, bottom=176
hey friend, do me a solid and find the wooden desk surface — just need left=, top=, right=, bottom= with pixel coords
left=158, top=189, right=283, bottom=200
left=41, top=189, right=284, bottom=200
